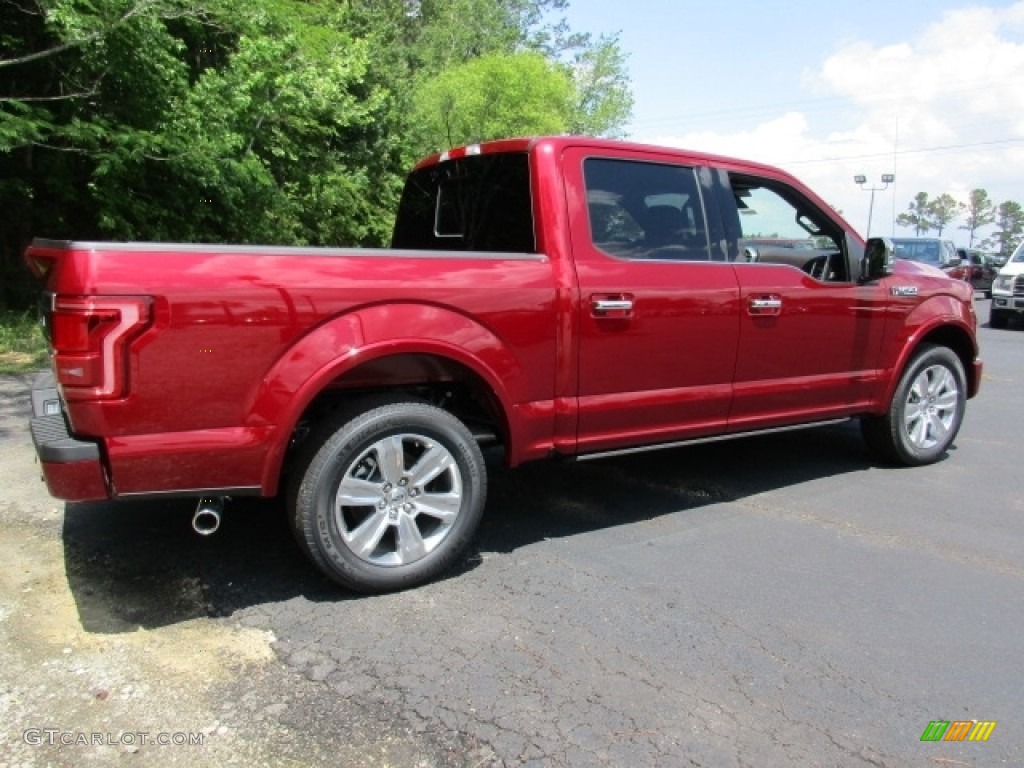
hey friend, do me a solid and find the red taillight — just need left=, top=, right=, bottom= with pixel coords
left=51, top=307, right=120, bottom=352
left=48, top=296, right=152, bottom=399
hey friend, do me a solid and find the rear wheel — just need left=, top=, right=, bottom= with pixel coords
left=289, top=400, right=486, bottom=593
left=861, top=344, right=966, bottom=465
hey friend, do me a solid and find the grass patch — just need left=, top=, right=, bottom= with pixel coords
left=0, top=310, right=49, bottom=375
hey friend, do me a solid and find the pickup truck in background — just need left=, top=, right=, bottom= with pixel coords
left=24, top=136, right=982, bottom=593
left=890, top=237, right=970, bottom=283
left=957, top=247, right=998, bottom=298
left=990, top=240, right=1024, bottom=328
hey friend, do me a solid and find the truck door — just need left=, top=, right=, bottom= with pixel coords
left=563, top=147, right=741, bottom=455
left=713, top=169, right=889, bottom=431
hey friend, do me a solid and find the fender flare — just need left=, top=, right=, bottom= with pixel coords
left=250, top=303, right=526, bottom=494
left=877, top=295, right=978, bottom=409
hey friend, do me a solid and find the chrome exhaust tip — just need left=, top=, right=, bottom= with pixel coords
left=192, top=497, right=224, bottom=536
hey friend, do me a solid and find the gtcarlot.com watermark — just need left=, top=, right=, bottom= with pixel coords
left=24, top=728, right=205, bottom=747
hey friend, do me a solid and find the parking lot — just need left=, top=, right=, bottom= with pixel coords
left=1, top=299, right=1021, bottom=767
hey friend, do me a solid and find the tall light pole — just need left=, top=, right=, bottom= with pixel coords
left=854, top=174, right=895, bottom=238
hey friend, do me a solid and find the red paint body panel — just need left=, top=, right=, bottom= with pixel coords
left=24, top=136, right=982, bottom=502
left=729, top=264, right=889, bottom=430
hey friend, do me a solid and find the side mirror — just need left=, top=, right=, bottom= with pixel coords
left=860, top=237, right=894, bottom=282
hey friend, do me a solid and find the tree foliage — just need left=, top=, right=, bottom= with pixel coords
left=0, top=0, right=633, bottom=310
left=895, top=192, right=932, bottom=236
left=897, top=188, right=1023, bottom=258
left=566, top=33, right=633, bottom=138
left=928, top=193, right=963, bottom=237
left=960, top=189, right=996, bottom=249
left=412, top=51, right=573, bottom=150
left=992, top=201, right=1024, bottom=259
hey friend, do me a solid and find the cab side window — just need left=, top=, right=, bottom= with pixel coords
left=584, top=158, right=711, bottom=261
left=724, top=174, right=849, bottom=282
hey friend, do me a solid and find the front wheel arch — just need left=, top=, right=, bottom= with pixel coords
left=861, top=343, right=966, bottom=465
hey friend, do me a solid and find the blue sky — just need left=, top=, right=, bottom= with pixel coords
left=562, top=0, right=1024, bottom=244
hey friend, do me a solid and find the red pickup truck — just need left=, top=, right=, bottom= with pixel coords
left=25, top=136, right=982, bottom=592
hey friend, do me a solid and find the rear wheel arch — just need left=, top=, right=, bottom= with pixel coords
left=249, top=305, right=527, bottom=496
left=265, top=349, right=514, bottom=496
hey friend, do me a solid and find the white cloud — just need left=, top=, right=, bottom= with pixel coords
left=644, top=2, right=1024, bottom=243
left=652, top=112, right=812, bottom=161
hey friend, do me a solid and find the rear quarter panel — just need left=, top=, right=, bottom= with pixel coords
left=41, top=244, right=559, bottom=495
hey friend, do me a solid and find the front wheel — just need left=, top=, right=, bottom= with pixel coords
left=989, top=309, right=1008, bottom=329
left=289, top=400, right=487, bottom=593
left=861, top=344, right=966, bottom=466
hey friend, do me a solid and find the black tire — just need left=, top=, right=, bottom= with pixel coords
left=289, top=399, right=486, bottom=593
left=861, top=344, right=966, bottom=466
left=989, top=309, right=1008, bottom=329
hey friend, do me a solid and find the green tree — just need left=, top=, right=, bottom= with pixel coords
left=91, top=5, right=397, bottom=246
left=0, top=0, right=215, bottom=308
left=896, top=192, right=933, bottom=236
left=411, top=51, right=573, bottom=152
left=566, top=33, right=633, bottom=138
left=0, top=0, right=410, bottom=305
left=399, top=0, right=631, bottom=141
left=992, top=200, right=1024, bottom=259
left=959, top=188, right=996, bottom=249
left=927, top=193, right=963, bottom=237
left=405, top=0, right=523, bottom=68
left=406, top=0, right=583, bottom=66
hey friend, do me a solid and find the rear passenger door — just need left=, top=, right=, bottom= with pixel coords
left=712, top=168, right=889, bottom=430
left=564, top=147, right=741, bottom=455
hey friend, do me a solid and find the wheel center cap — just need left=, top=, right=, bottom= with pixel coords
left=389, top=488, right=408, bottom=505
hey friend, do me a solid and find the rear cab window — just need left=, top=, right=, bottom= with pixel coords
left=392, top=152, right=536, bottom=253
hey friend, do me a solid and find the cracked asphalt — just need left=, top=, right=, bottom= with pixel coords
left=2, top=303, right=1022, bottom=767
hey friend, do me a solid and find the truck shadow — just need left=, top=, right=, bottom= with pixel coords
left=63, top=421, right=894, bottom=632
left=62, top=496, right=334, bottom=633
left=475, top=423, right=873, bottom=555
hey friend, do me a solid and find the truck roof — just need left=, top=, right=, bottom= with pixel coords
left=411, top=135, right=795, bottom=180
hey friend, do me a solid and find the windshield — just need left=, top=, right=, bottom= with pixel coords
left=1011, top=242, right=1024, bottom=263
left=891, top=238, right=944, bottom=264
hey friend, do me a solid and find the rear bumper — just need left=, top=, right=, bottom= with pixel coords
left=29, top=372, right=110, bottom=501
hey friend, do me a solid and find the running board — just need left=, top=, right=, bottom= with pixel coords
left=574, top=418, right=852, bottom=462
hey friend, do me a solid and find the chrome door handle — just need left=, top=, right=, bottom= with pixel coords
left=592, top=299, right=634, bottom=312
left=748, top=296, right=782, bottom=316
